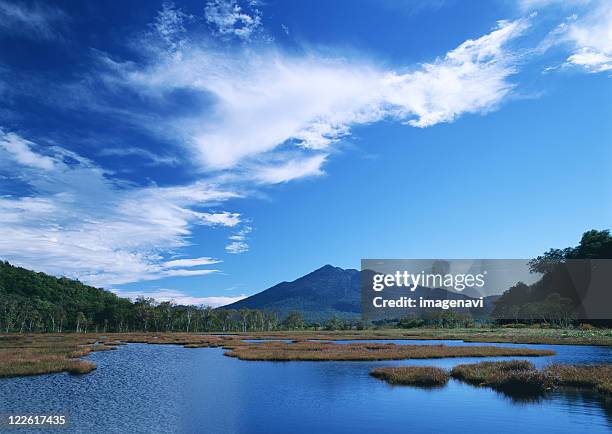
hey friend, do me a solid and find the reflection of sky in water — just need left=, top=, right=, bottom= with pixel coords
left=1, top=342, right=610, bottom=433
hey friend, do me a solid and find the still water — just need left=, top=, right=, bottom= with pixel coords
left=0, top=340, right=610, bottom=433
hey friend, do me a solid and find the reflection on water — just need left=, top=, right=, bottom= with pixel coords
left=0, top=341, right=610, bottom=434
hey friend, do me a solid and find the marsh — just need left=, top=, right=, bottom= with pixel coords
left=0, top=336, right=610, bottom=433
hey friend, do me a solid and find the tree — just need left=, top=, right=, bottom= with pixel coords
left=75, top=312, right=86, bottom=333
left=282, top=312, right=304, bottom=330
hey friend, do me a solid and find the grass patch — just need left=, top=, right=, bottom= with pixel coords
left=451, top=361, right=555, bottom=395
left=544, top=364, right=612, bottom=390
left=251, top=327, right=612, bottom=346
left=223, top=341, right=555, bottom=361
left=451, top=360, right=612, bottom=398
left=370, top=366, right=449, bottom=386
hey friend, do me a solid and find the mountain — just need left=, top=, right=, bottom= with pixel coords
left=224, top=265, right=362, bottom=322
left=223, top=264, right=498, bottom=321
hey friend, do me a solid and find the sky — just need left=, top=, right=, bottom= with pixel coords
left=0, top=0, right=610, bottom=306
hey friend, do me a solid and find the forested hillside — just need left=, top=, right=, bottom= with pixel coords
left=0, top=261, right=132, bottom=332
left=0, top=261, right=285, bottom=333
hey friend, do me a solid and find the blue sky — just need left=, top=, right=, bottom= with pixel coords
left=0, top=0, right=610, bottom=306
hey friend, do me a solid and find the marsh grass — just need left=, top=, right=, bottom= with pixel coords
left=370, top=366, right=449, bottom=386
left=543, top=364, right=612, bottom=393
left=0, top=335, right=101, bottom=378
left=252, top=327, right=612, bottom=346
left=452, top=361, right=555, bottom=395
left=222, top=341, right=555, bottom=361
left=450, top=361, right=612, bottom=398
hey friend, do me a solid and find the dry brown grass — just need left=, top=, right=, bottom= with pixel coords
left=370, top=366, right=449, bottom=386
left=451, top=360, right=612, bottom=398
left=248, top=328, right=612, bottom=346
left=543, top=364, right=612, bottom=391
left=0, top=334, right=101, bottom=378
left=222, top=341, right=555, bottom=361
left=451, top=360, right=555, bottom=395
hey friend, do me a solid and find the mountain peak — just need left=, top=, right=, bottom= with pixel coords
left=315, top=264, right=341, bottom=272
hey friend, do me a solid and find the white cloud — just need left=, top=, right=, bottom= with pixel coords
left=0, top=131, right=239, bottom=286
left=0, top=130, right=56, bottom=170
left=198, top=211, right=241, bottom=226
left=163, top=256, right=221, bottom=267
left=98, top=147, right=179, bottom=166
left=225, top=225, right=251, bottom=254
left=563, top=2, right=612, bottom=73
left=152, top=1, right=192, bottom=53
left=534, top=0, right=612, bottom=74
left=385, top=18, right=530, bottom=127
left=0, top=0, right=67, bottom=40
left=204, top=0, right=262, bottom=41
left=164, top=269, right=219, bottom=277
left=253, top=154, right=327, bottom=184
left=225, top=241, right=249, bottom=254
left=567, top=47, right=612, bottom=72
left=109, top=17, right=529, bottom=173
left=113, top=288, right=247, bottom=307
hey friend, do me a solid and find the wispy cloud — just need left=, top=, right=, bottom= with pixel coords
left=253, top=154, right=327, bottom=184
left=204, top=0, right=263, bottom=41
left=225, top=241, right=249, bottom=254
left=0, top=129, right=56, bottom=170
left=112, top=288, right=247, bottom=307
left=163, top=257, right=222, bottom=267
left=523, top=0, right=611, bottom=75
left=225, top=225, right=251, bottom=254
left=98, top=147, right=179, bottom=166
left=0, top=131, right=238, bottom=286
left=0, top=0, right=67, bottom=40
left=98, top=16, right=529, bottom=174
left=562, top=2, right=612, bottom=73
left=152, top=1, right=192, bottom=54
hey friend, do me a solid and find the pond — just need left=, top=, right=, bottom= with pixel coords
left=0, top=341, right=610, bottom=433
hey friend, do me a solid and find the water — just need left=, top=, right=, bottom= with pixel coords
left=0, top=341, right=610, bottom=433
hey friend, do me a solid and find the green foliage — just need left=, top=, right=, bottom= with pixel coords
left=0, top=261, right=287, bottom=333
left=0, top=261, right=132, bottom=333
left=282, top=311, right=305, bottom=330
left=398, top=316, right=425, bottom=328
left=493, top=229, right=612, bottom=324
